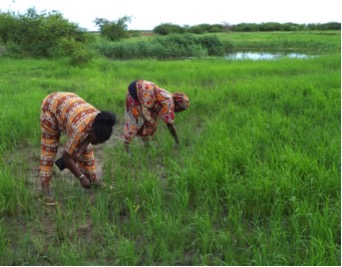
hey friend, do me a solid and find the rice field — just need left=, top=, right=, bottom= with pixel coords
left=0, top=31, right=340, bottom=265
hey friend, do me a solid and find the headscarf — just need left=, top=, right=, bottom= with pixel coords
left=173, top=92, right=190, bottom=110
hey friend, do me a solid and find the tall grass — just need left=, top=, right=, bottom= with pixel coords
left=0, top=32, right=340, bottom=265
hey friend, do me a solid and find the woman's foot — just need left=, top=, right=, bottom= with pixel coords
left=40, top=182, right=57, bottom=205
left=41, top=195, right=57, bottom=206
left=39, top=191, right=57, bottom=206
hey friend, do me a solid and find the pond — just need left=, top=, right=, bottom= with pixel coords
left=225, top=52, right=314, bottom=60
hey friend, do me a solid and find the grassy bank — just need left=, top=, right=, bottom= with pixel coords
left=80, top=30, right=342, bottom=60
left=0, top=49, right=340, bottom=264
left=217, top=30, right=341, bottom=53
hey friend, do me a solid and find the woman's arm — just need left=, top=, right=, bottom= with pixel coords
left=124, top=140, right=130, bottom=153
left=166, top=123, right=179, bottom=145
left=62, top=151, right=91, bottom=188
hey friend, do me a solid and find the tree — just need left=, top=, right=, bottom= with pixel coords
left=94, top=16, right=131, bottom=41
left=0, top=8, right=87, bottom=57
left=153, top=23, right=184, bottom=35
left=0, top=11, right=16, bottom=44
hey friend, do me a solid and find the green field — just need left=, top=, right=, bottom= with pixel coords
left=0, top=31, right=340, bottom=265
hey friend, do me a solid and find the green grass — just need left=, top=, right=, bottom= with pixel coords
left=217, top=30, right=341, bottom=53
left=0, top=31, right=340, bottom=265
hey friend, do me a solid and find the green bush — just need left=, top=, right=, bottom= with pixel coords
left=198, top=35, right=225, bottom=56
left=94, top=33, right=229, bottom=59
left=69, top=45, right=95, bottom=65
left=151, top=34, right=211, bottom=58
left=94, top=16, right=131, bottom=41
left=187, top=23, right=225, bottom=34
left=94, top=35, right=208, bottom=60
left=53, top=37, right=78, bottom=57
left=152, top=34, right=226, bottom=57
left=0, top=45, right=6, bottom=56
left=222, top=40, right=234, bottom=52
left=153, top=34, right=197, bottom=47
left=153, top=23, right=185, bottom=35
left=0, top=8, right=88, bottom=58
left=4, top=41, right=27, bottom=58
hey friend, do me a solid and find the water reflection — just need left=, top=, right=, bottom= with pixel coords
left=225, top=52, right=312, bottom=60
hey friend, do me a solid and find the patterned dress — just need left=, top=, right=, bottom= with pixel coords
left=40, top=92, right=99, bottom=185
left=124, top=80, right=175, bottom=143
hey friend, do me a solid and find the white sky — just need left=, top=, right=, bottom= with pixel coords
left=0, top=0, right=340, bottom=31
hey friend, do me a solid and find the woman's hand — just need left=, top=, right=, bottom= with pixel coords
left=80, top=175, right=91, bottom=189
left=63, top=151, right=90, bottom=187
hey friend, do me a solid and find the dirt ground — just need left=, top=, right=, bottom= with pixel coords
left=23, top=123, right=125, bottom=196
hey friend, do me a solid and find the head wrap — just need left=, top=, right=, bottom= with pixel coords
left=173, top=92, right=190, bottom=110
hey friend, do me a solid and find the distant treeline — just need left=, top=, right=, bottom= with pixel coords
left=152, top=22, right=341, bottom=35
left=0, top=8, right=340, bottom=61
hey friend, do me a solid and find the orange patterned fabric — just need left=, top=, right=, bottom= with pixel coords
left=40, top=92, right=99, bottom=185
left=124, top=80, right=175, bottom=142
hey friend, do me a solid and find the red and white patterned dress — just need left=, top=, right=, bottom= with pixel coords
left=124, top=80, right=175, bottom=143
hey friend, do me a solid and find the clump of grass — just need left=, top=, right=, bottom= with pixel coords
left=0, top=168, right=32, bottom=216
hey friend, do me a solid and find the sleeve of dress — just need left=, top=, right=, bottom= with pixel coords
left=64, top=128, right=82, bottom=155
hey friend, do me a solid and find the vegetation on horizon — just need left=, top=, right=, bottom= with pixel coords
left=152, top=21, right=341, bottom=35
left=0, top=8, right=341, bottom=61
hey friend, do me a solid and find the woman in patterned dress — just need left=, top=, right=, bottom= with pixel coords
left=40, top=92, right=116, bottom=198
left=124, top=80, right=190, bottom=151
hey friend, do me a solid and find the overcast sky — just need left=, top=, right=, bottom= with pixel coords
left=0, top=0, right=340, bottom=31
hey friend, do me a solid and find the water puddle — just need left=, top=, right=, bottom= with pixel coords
left=225, top=52, right=314, bottom=60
